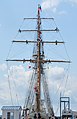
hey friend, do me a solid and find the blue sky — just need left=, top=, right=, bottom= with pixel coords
left=0, top=0, right=77, bottom=116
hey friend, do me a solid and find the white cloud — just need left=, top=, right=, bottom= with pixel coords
left=44, top=66, right=77, bottom=114
left=0, top=63, right=77, bottom=114
left=41, top=0, right=77, bottom=12
left=0, top=63, right=7, bottom=71
left=46, top=66, right=64, bottom=81
left=41, top=0, right=61, bottom=11
left=69, top=0, right=77, bottom=4
left=0, top=64, right=32, bottom=106
left=58, top=10, right=67, bottom=15
left=64, top=90, right=72, bottom=96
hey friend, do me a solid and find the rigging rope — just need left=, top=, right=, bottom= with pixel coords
left=63, top=64, right=71, bottom=96
left=55, top=100, right=60, bottom=115
left=11, top=66, right=19, bottom=105
left=14, top=19, right=25, bottom=39
left=6, top=19, right=25, bottom=106
left=45, top=43, right=68, bottom=60
left=59, top=31, right=70, bottom=60
left=6, top=19, right=25, bottom=59
left=55, top=64, right=70, bottom=114
left=45, top=58, right=70, bottom=115
left=53, top=19, right=70, bottom=60
left=7, top=62, right=13, bottom=105
left=48, top=19, right=71, bottom=114
left=6, top=42, right=13, bottom=60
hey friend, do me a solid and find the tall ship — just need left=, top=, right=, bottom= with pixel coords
left=2, top=4, right=77, bottom=119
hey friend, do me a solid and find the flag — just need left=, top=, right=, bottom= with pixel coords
left=34, top=86, right=38, bottom=93
left=38, top=4, right=42, bottom=12
left=28, top=65, right=31, bottom=69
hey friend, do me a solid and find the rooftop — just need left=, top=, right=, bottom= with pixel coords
left=1, top=106, right=22, bottom=110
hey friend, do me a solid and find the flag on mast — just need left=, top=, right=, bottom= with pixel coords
left=38, top=4, right=42, bottom=12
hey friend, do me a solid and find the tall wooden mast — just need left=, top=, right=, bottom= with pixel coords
left=36, top=4, right=41, bottom=112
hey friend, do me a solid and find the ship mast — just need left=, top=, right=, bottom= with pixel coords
left=36, top=5, right=41, bottom=112
left=6, top=4, right=70, bottom=118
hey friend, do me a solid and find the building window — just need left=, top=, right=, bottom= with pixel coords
left=7, top=112, right=10, bottom=119
left=10, top=112, right=14, bottom=119
left=7, top=112, right=14, bottom=119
